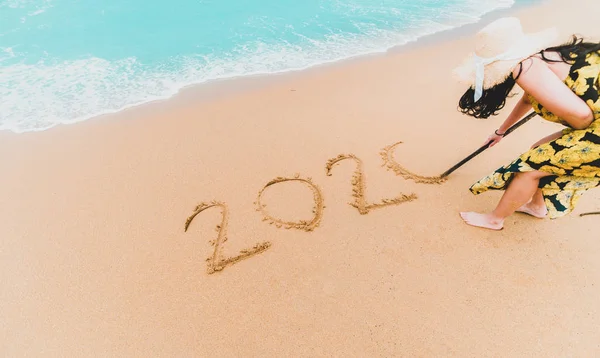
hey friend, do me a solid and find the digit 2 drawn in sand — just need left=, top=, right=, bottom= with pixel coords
left=256, top=175, right=325, bottom=232
left=380, top=142, right=447, bottom=184
left=326, top=154, right=417, bottom=215
left=185, top=201, right=272, bottom=274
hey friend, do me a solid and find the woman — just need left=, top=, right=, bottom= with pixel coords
left=453, top=17, right=600, bottom=230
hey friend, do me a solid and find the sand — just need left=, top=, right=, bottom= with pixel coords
left=2, top=0, right=600, bottom=356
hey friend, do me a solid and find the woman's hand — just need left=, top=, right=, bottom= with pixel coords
left=486, top=131, right=504, bottom=147
left=485, top=92, right=531, bottom=148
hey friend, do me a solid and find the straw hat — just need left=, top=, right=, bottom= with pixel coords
left=453, top=17, right=558, bottom=101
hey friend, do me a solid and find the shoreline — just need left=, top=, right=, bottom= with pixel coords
left=2, top=0, right=544, bottom=135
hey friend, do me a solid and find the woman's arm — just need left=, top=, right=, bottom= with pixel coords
left=487, top=93, right=532, bottom=147
left=514, top=57, right=593, bottom=130
left=497, top=92, right=532, bottom=134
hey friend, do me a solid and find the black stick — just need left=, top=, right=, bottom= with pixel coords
left=439, top=111, right=537, bottom=178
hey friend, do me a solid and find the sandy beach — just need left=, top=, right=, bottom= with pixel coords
left=2, top=0, right=600, bottom=356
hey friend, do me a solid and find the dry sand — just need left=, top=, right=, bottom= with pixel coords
left=2, top=0, right=600, bottom=356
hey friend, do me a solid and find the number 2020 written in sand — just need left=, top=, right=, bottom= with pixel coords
left=184, top=141, right=447, bottom=274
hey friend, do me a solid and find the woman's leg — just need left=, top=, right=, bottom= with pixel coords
left=530, top=130, right=564, bottom=149
left=460, top=170, right=552, bottom=230
left=516, top=188, right=548, bottom=218
left=530, top=188, right=545, bottom=206
left=510, top=131, right=563, bottom=219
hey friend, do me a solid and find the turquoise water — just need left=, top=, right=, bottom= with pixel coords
left=0, top=0, right=515, bottom=132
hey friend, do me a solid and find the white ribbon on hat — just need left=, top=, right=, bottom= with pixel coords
left=473, top=47, right=527, bottom=102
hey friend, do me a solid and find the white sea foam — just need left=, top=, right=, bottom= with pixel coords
left=0, top=0, right=52, bottom=9
left=0, top=47, right=16, bottom=61
left=2, top=0, right=53, bottom=25
left=0, top=0, right=516, bottom=133
left=28, top=8, right=45, bottom=15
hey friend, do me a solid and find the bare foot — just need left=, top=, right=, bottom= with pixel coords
left=459, top=212, right=504, bottom=231
left=516, top=202, right=547, bottom=219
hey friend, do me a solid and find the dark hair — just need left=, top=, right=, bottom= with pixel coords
left=542, top=35, right=600, bottom=63
left=458, top=35, right=600, bottom=119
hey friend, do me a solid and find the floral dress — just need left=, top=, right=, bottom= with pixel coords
left=470, top=51, right=600, bottom=218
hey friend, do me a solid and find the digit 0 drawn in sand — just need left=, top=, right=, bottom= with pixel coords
left=255, top=175, right=325, bottom=232
left=325, top=154, right=417, bottom=215
left=380, top=141, right=447, bottom=184
left=184, top=201, right=272, bottom=274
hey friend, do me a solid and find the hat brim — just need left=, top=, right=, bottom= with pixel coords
left=453, top=27, right=559, bottom=89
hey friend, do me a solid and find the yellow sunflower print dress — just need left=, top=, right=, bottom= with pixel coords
left=470, top=51, right=600, bottom=219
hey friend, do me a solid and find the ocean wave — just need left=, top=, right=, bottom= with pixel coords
left=0, top=0, right=515, bottom=133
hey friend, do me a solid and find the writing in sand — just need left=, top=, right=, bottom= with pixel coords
left=184, top=141, right=447, bottom=275
left=185, top=138, right=600, bottom=275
